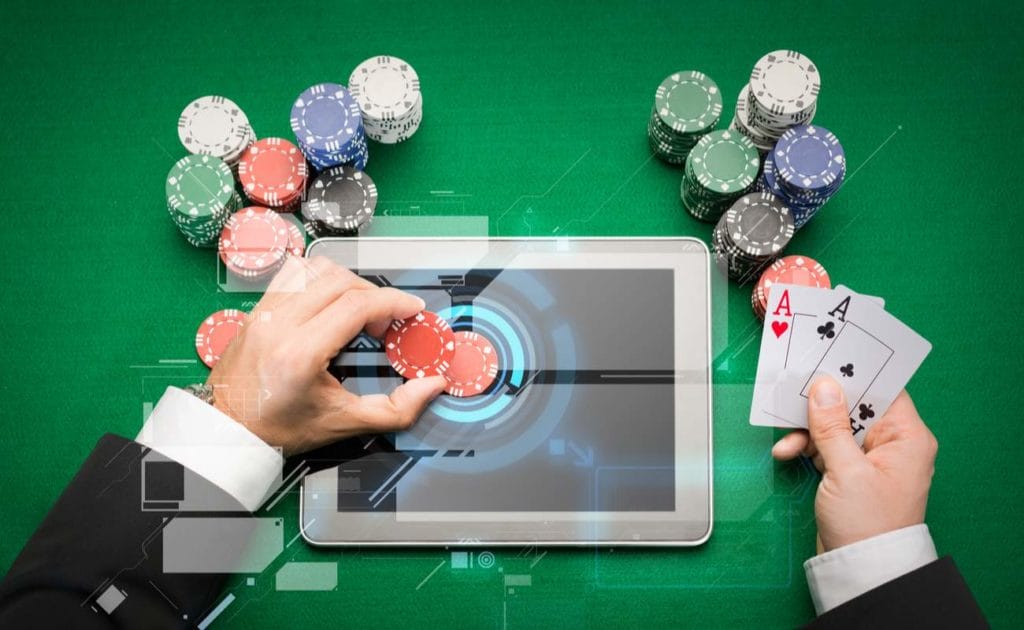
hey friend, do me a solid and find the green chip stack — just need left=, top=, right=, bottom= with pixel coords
left=165, top=154, right=242, bottom=248
left=647, top=71, right=722, bottom=164
left=681, top=129, right=761, bottom=222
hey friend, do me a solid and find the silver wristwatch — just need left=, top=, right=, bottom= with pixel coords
left=184, top=383, right=215, bottom=406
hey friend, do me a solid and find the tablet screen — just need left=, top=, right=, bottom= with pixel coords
left=332, top=267, right=676, bottom=513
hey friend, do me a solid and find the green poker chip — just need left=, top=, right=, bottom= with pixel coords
left=164, top=156, right=238, bottom=247
left=689, top=130, right=760, bottom=194
left=165, top=154, right=234, bottom=219
left=680, top=130, right=761, bottom=223
left=654, top=71, right=722, bottom=134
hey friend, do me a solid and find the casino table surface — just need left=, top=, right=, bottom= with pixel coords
left=1, top=0, right=1022, bottom=627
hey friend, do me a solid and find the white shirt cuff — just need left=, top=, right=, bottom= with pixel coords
left=804, top=524, right=938, bottom=614
left=136, top=386, right=283, bottom=512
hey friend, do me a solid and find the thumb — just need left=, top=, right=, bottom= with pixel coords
left=348, top=375, right=447, bottom=431
left=807, top=376, right=864, bottom=470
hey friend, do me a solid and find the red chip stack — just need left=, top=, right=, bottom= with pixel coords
left=237, top=137, right=308, bottom=212
left=218, top=206, right=304, bottom=282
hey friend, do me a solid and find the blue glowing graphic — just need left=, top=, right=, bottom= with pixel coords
left=394, top=269, right=580, bottom=475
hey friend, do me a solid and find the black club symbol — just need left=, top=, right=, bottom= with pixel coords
left=858, top=403, right=875, bottom=421
left=817, top=321, right=836, bottom=340
left=840, top=363, right=854, bottom=377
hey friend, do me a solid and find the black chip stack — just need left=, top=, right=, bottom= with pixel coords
left=301, top=166, right=378, bottom=237
left=712, top=192, right=795, bottom=283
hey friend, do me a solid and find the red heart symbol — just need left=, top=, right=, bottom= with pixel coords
left=771, top=321, right=789, bottom=338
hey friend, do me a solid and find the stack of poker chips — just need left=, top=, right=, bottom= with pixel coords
left=751, top=255, right=831, bottom=320
left=237, top=138, right=308, bottom=213
left=681, top=129, right=761, bottom=222
left=218, top=207, right=305, bottom=282
left=165, top=155, right=242, bottom=248
left=759, top=125, right=846, bottom=229
left=647, top=71, right=722, bottom=164
left=712, top=192, right=795, bottom=283
left=349, top=56, right=424, bottom=144
left=290, top=83, right=369, bottom=171
left=301, top=166, right=378, bottom=237
left=177, top=95, right=255, bottom=171
left=731, top=50, right=820, bottom=152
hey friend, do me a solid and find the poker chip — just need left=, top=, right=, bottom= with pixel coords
left=712, top=192, right=795, bottom=283
left=740, top=50, right=820, bottom=149
left=751, top=255, right=831, bottom=319
left=384, top=311, right=456, bottom=379
left=749, top=50, right=820, bottom=118
left=177, top=96, right=255, bottom=169
left=648, top=71, right=722, bottom=164
left=218, top=206, right=291, bottom=280
left=165, top=155, right=240, bottom=247
left=349, top=56, right=424, bottom=144
left=757, top=125, right=846, bottom=229
left=290, top=83, right=369, bottom=170
left=195, top=309, right=247, bottom=368
left=774, top=125, right=844, bottom=191
left=444, top=331, right=500, bottom=397
left=681, top=129, right=760, bottom=222
left=301, top=166, right=378, bottom=237
left=237, top=138, right=308, bottom=209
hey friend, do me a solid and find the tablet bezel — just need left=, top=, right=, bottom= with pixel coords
left=299, top=237, right=713, bottom=546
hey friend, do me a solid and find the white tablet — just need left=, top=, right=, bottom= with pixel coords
left=300, top=237, right=712, bottom=546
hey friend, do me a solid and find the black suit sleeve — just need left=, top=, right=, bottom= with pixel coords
left=806, top=556, right=988, bottom=629
left=0, top=434, right=255, bottom=629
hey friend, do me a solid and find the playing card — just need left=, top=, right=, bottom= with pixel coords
left=771, top=294, right=932, bottom=443
left=778, top=285, right=886, bottom=373
left=749, top=284, right=836, bottom=428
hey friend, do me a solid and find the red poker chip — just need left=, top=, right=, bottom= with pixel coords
left=238, top=137, right=308, bottom=207
left=219, top=206, right=290, bottom=278
left=195, top=309, right=246, bottom=368
left=753, top=255, right=831, bottom=319
left=444, top=331, right=500, bottom=397
left=384, top=311, right=455, bottom=378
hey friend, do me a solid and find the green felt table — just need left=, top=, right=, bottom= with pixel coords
left=1, top=0, right=1022, bottom=627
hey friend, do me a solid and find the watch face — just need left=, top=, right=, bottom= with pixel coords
left=185, top=384, right=215, bottom=405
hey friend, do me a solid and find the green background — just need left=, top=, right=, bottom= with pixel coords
left=1, top=0, right=1021, bottom=627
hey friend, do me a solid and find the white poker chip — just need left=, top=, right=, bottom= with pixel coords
left=178, top=95, right=253, bottom=159
left=349, top=55, right=423, bottom=143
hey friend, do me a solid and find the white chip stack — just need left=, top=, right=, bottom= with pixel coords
left=348, top=55, right=423, bottom=144
left=177, top=95, right=256, bottom=170
left=730, top=50, right=820, bottom=153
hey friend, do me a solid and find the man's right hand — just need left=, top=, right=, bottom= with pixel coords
left=771, top=377, right=939, bottom=552
left=206, top=256, right=447, bottom=458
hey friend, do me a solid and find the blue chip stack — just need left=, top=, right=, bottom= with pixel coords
left=760, top=125, right=845, bottom=229
left=290, top=83, right=369, bottom=171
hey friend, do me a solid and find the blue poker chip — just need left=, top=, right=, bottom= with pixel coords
left=290, top=83, right=365, bottom=153
left=763, top=155, right=830, bottom=204
left=772, top=125, right=845, bottom=194
left=294, top=101, right=369, bottom=171
left=760, top=157, right=827, bottom=230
